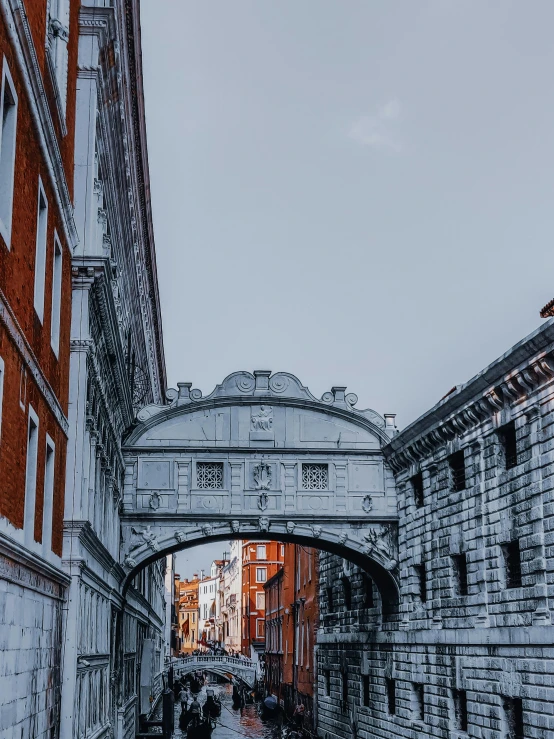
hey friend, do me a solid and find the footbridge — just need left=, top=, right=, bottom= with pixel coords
left=172, top=655, right=258, bottom=688
left=120, top=371, right=399, bottom=607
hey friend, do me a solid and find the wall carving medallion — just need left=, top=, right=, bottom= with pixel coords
left=258, top=517, right=270, bottom=532
left=362, top=495, right=373, bottom=513
left=257, top=492, right=269, bottom=511
left=230, top=520, right=240, bottom=533
left=253, top=461, right=271, bottom=490
left=286, top=521, right=296, bottom=534
left=174, top=531, right=186, bottom=543
left=148, top=492, right=161, bottom=510
left=251, top=406, right=273, bottom=432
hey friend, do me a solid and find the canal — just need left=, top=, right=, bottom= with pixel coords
left=171, top=682, right=283, bottom=739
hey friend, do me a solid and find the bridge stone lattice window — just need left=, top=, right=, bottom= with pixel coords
left=196, top=462, right=224, bottom=489
left=302, top=463, right=329, bottom=490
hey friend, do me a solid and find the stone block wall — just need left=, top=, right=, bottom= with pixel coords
left=0, top=554, right=64, bottom=739
left=316, top=322, right=554, bottom=739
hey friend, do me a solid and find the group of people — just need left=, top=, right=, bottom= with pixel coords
left=175, top=675, right=221, bottom=733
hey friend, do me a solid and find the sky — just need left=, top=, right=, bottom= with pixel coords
left=139, top=1, right=554, bottom=577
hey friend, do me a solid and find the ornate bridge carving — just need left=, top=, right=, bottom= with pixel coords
left=171, top=655, right=257, bottom=688
left=121, top=371, right=399, bottom=604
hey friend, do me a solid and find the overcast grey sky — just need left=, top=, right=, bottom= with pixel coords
left=140, top=1, right=554, bottom=577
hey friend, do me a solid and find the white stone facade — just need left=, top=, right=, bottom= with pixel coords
left=59, top=2, right=167, bottom=738
left=221, top=540, right=243, bottom=653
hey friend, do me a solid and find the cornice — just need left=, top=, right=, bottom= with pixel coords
left=63, top=519, right=125, bottom=583
left=122, top=0, right=166, bottom=400
left=0, top=286, right=69, bottom=434
left=385, top=319, right=554, bottom=474
left=0, top=529, right=70, bottom=590
left=0, top=0, right=78, bottom=248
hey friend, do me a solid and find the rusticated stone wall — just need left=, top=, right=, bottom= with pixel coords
left=317, top=320, right=554, bottom=739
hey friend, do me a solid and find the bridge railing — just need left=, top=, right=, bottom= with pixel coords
left=172, top=655, right=255, bottom=669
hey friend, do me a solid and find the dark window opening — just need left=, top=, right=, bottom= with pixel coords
left=416, top=563, right=427, bottom=603
left=362, top=675, right=370, bottom=707
left=411, top=471, right=424, bottom=508
left=449, top=450, right=466, bottom=491
left=326, top=586, right=334, bottom=613
left=452, top=553, right=468, bottom=596
left=413, top=683, right=424, bottom=722
left=453, top=689, right=468, bottom=732
left=324, top=671, right=331, bottom=697
left=364, top=575, right=374, bottom=608
left=342, top=672, right=348, bottom=709
left=503, top=696, right=524, bottom=739
left=500, top=422, right=519, bottom=470
left=341, top=577, right=352, bottom=611
left=386, top=678, right=396, bottom=715
left=503, top=540, right=522, bottom=589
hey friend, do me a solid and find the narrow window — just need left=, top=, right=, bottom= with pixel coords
left=342, top=576, right=352, bottom=610
left=385, top=678, right=396, bottom=715
left=449, top=450, right=466, bottom=491
left=256, top=592, right=265, bottom=610
left=362, top=675, right=370, bottom=707
left=0, top=356, right=4, bottom=442
left=256, top=619, right=265, bottom=639
left=281, top=544, right=285, bottom=557
left=364, top=575, right=374, bottom=608
left=34, top=179, right=48, bottom=322
left=503, top=696, right=524, bottom=739
left=342, top=671, right=348, bottom=709
left=412, top=683, right=424, bottom=721
left=326, top=586, right=334, bottom=613
left=42, top=436, right=55, bottom=552
left=24, top=407, right=39, bottom=545
left=47, top=0, right=70, bottom=115
left=411, top=471, right=424, bottom=508
left=256, top=567, right=267, bottom=583
left=50, top=232, right=62, bottom=356
left=416, top=563, right=427, bottom=603
left=503, top=540, right=522, bottom=588
left=0, top=59, right=18, bottom=247
left=452, top=553, right=468, bottom=596
left=500, top=422, right=518, bottom=470
left=453, top=689, right=468, bottom=732
left=257, top=544, right=266, bottom=560
left=324, top=671, right=331, bottom=697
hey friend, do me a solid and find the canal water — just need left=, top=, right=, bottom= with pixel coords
left=171, top=682, right=283, bottom=739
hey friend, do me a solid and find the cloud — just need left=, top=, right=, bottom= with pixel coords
left=348, top=99, right=402, bottom=152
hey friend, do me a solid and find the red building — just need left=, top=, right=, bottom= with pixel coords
left=241, top=539, right=284, bottom=658
left=0, top=0, right=79, bottom=734
left=264, top=544, right=319, bottom=729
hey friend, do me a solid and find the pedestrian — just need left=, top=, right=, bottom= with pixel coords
left=178, top=686, right=188, bottom=711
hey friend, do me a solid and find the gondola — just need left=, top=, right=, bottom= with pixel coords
left=203, top=690, right=222, bottom=718
left=189, top=677, right=202, bottom=695
left=232, top=683, right=244, bottom=709
left=261, top=695, right=279, bottom=718
left=186, top=716, right=214, bottom=738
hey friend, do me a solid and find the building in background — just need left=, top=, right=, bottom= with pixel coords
left=178, top=575, right=200, bottom=654
left=242, top=540, right=284, bottom=660
left=221, top=539, right=243, bottom=654
left=59, top=1, right=167, bottom=737
left=198, top=559, right=228, bottom=648
left=0, top=0, right=79, bottom=734
left=264, top=544, right=319, bottom=729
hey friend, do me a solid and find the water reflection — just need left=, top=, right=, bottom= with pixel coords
left=172, top=682, right=283, bottom=739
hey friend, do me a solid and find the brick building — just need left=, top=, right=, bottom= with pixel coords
left=0, top=0, right=79, bottom=735
left=264, top=544, right=319, bottom=727
left=317, top=319, right=554, bottom=739
left=242, top=539, right=284, bottom=658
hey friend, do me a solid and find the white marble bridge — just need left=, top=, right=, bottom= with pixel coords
left=171, top=655, right=258, bottom=688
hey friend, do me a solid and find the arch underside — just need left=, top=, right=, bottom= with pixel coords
left=122, top=525, right=399, bottom=609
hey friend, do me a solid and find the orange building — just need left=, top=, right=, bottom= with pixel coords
left=241, top=540, right=284, bottom=658
left=178, top=575, right=200, bottom=654
left=264, top=544, right=319, bottom=728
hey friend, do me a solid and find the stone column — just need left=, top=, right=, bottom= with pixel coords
left=59, top=564, right=84, bottom=739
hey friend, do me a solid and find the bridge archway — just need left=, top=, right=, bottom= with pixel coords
left=171, top=655, right=258, bottom=688
left=120, top=370, right=399, bottom=605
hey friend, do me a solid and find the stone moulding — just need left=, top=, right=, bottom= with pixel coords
left=129, top=370, right=391, bottom=446
left=385, top=322, right=554, bottom=474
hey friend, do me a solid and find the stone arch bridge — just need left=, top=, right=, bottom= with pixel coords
left=171, top=655, right=258, bottom=688
left=121, top=371, right=399, bottom=605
